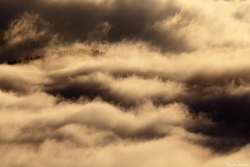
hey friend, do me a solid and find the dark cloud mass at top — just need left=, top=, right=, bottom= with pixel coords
left=0, top=0, right=191, bottom=55
left=0, top=0, right=250, bottom=167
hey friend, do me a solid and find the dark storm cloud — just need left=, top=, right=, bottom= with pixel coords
left=0, top=12, right=57, bottom=62
left=0, top=0, right=194, bottom=55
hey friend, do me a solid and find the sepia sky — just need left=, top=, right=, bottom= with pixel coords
left=0, top=0, right=250, bottom=167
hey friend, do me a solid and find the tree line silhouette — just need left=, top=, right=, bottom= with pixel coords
left=0, top=49, right=105, bottom=65
left=0, top=55, right=43, bottom=65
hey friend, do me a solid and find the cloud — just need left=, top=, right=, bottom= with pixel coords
left=2, top=0, right=250, bottom=60
left=0, top=63, right=48, bottom=92
left=0, top=89, right=249, bottom=167
left=0, top=12, right=57, bottom=62
left=1, top=0, right=250, bottom=166
left=0, top=0, right=192, bottom=54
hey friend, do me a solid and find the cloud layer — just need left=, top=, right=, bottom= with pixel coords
left=1, top=0, right=250, bottom=166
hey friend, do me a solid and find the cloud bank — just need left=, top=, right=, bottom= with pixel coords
left=0, top=0, right=250, bottom=166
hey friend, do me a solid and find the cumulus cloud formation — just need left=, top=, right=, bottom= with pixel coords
left=0, top=0, right=250, bottom=166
